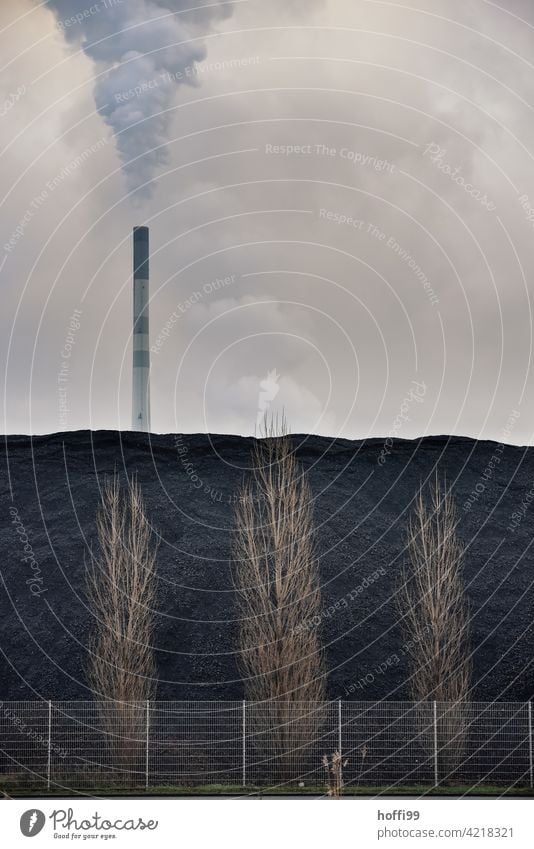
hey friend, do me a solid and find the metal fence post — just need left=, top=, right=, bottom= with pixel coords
left=433, top=700, right=438, bottom=788
left=529, top=701, right=533, bottom=789
left=338, top=700, right=342, bottom=756
left=242, top=700, right=246, bottom=786
left=47, top=700, right=52, bottom=792
left=145, top=700, right=150, bottom=790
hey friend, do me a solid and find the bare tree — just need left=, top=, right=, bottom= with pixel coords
left=322, top=751, right=348, bottom=798
left=85, top=472, right=158, bottom=782
left=233, top=416, right=325, bottom=781
left=399, top=474, right=471, bottom=782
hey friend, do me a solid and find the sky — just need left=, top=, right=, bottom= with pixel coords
left=1, top=0, right=534, bottom=441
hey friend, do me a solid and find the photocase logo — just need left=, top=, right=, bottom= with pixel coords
left=20, top=809, right=46, bottom=837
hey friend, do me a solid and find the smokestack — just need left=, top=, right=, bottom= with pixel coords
left=132, top=226, right=151, bottom=432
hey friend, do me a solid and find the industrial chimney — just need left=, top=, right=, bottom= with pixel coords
left=132, top=226, right=151, bottom=431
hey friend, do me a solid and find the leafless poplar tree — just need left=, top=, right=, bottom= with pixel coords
left=233, top=416, right=325, bottom=780
left=399, top=474, right=471, bottom=781
left=85, top=472, right=158, bottom=780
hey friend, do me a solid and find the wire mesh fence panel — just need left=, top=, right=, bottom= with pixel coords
left=342, top=702, right=531, bottom=789
left=454, top=702, right=530, bottom=787
left=0, top=701, right=49, bottom=790
left=0, top=701, right=531, bottom=791
left=245, top=701, right=337, bottom=787
left=148, top=702, right=242, bottom=786
left=50, top=702, right=146, bottom=790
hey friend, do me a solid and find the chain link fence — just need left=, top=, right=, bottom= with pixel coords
left=0, top=700, right=531, bottom=791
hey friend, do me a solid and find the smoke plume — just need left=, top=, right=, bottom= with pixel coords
left=47, top=0, right=233, bottom=194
